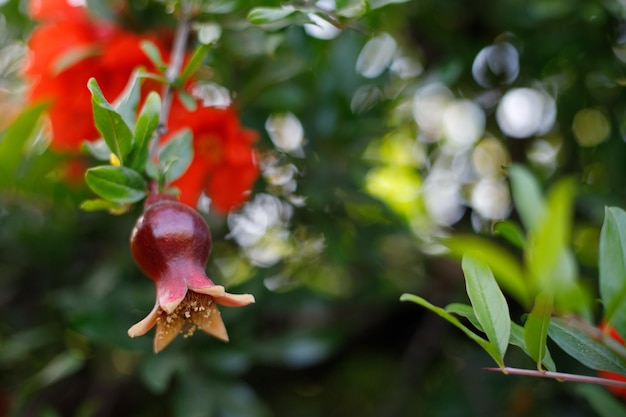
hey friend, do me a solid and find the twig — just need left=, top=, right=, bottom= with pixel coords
left=150, top=0, right=193, bottom=161
left=484, top=366, right=626, bottom=389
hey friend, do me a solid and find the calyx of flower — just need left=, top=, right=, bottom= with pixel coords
left=128, top=192, right=254, bottom=353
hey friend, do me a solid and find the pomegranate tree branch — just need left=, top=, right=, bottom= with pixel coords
left=151, top=0, right=193, bottom=159
left=484, top=366, right=626, bottom=389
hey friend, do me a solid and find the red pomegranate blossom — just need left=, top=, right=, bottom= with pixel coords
left=128, top=193, right=255, bottom=352
left=24, top=0, right=169, bottom=151
left=598, top=323, right=626, bottom=399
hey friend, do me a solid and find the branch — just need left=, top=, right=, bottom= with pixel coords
left=150, top=0, right=193, bottom=160
left=484, top=366, right=626, bottom=389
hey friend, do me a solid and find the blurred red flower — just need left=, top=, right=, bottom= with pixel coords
left=167, top=102, right=259, bottom=213
left=24, top=0, right=167, bottom=151
left=598, top=323, right=626, bottom=399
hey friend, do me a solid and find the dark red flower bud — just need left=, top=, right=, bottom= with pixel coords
left=128, top=193, right=254, bottom=353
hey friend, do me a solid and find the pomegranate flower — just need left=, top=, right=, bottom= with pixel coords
left=128, top=193, right=254, bottom=352
left=598, top=323, right=626, bottom=399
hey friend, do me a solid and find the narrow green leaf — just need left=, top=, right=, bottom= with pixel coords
left=140, top=40, right=165, bottom=70
left=463, top=254, right=511, bottom=362
left=401, top=293, right=504, bottom=368
left=337, top=0, right=369, bottom=18
left=85, top=166, right=147, bottom=204
left=34, top=351, right=84, bottom=387
left=114, top=69, right=144, bottom=128
left=549, top=317, right=626, bottom=375
left=177, top=90, right=198, bottom=112
left=446, top=302, right=556, bottom=371
left=53, top=45, right=98, bottom=74
left=159, top=129, right=193, bottom=184
left=445, top=303, right=482, bottom=330
left=508, top=164, right=545, bottom=231
left=369, top=0, right=411, bottom=9
left=511, top=321, right=556, bottom=371
left=128, top=91, right=161, bottom=171
left=524, top=292, right=553, bottom=369
left=88, top=78, right=133, bottom=163
left=526, top=177, right=576, bottom=293
left=493, top=220, right=527, bottom=248
left=80, top=199, right=125, bottom=212
left=0, top=102, right=48, bottom=187
left=81, top=139, right=111, bottom=161
left=247, top=7, right=297, bottom=24
left=599, top=207, right=626, bottom=338
left=445, top=235, right=530, bottom=306
left=180, top=43, right=212, bottom=83
left=576, top=385, right=626, bottom=417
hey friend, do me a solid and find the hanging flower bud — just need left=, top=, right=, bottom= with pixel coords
left=128, top=192, right=254, bottom=353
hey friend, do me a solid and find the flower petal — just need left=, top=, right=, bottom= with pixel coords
left=154, top=311, right=185, bottom=353
left=128, top=302, right=159, bottom=338
left=214, top=292, right=256, bottom=307
left=194, top=303, right=229, bottom=342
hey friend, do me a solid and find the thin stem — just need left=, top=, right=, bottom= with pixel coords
left=484, top=366, right=626, bottom=389
left=149, top=0, right=193, bottom=161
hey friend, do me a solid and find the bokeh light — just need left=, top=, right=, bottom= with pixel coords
left=442, top=99, right=485, bottom=150
left=496, top=87, right=555, bottom=138
left=356, top=32, right=397, bottom=79
left=472, top=42, right=519, bottom=88
left=572, top=108, right=610, bottom=147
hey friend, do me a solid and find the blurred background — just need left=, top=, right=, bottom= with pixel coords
left=2, top=0, right=626, bottom=416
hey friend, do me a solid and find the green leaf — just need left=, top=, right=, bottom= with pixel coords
left=599, top=207, right=626, bottom=338
left=159, top=129, right=193, bottom=184
left=526, top=177, right=576, bottom=293
left=88, top=78, right=133, bottom=163
left=337, top=0, right=369, bottom=18
left=511, top=320, right=556, bottom=371
left=114, top=69, right=144, bottom=128
left=524, top=292, right=553, bottom=369
left=128, top=91, right=161, bottom=171
left=368, top=0, right=411, bottom=9
left=247, top=7, right=298, bottom=24
left=493, top=220, right=527, bottom=248
left=0, top=102, right=48, bottom=188
left=53, top=45, right=98, bottom=74
left=446, top=302, right=556, bottom=371
left=445, top=235, right=530, bottom=306
left=401, top=293, right=504, bottom=368
left=180, top=43, right=212, bottom=83
left=80, top=199, right=126, bottom=213
left=508, top=164, right=545, bottom=231
left=81, top=139, right=111, bottom=161
left=445, top=303, right=483, bottom=330
left=462, top=254, right=511, bottom=362
left=34, top=351, right=84, bottom=387
left=548, top=317, right=626, bottom=374
left=84, top=166, right=147, bottom=204
left=177, top=90, right=198, bottom=112
left=140, top=40, right=165, bottom=71
left=576, top=384, right=626, bottom=417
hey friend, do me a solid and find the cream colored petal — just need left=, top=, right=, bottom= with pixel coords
left=190, top=285, right=226, bottom=297
left=195, top=303, right=229, bottom=342
left=128, top=303, right=160, bottom=338
left=214, top=292, right=256, bottom=307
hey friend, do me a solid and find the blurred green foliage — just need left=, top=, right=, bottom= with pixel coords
left=3, top=0, right=626, bottom=416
